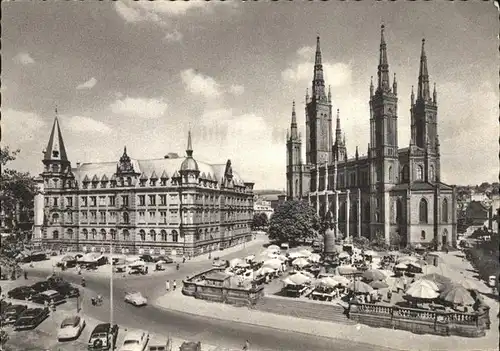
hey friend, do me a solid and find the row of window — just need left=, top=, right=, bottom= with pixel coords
left=48, top=224, right=248, bottom=242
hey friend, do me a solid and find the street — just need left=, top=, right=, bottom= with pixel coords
left=26, top=240, right=397, bottom=351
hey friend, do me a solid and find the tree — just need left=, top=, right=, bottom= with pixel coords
left=251, top=212, right=269, bottom=230
left=0, top=147, right=36, bottom=231
left=268, top=200, right=319, bottom=244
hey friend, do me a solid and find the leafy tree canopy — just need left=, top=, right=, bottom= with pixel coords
left=0, top=147, right=36, bottom=229
left=268, top=200, right=319, bottom=244
left=251, top=212, right=269, bottom=230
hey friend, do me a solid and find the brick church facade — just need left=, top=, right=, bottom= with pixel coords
left=286, top=25, right=457, bottom=247
left=33, top=122, right=255, bottom=257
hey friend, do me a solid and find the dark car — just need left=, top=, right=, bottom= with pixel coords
left=88, top=323, right=119, bottom=351
left=139, top=254, right=155, bottom=263
left=155, top=255, right=174, bottom=264
left=31, top=290, right=66, bottom=306
left=53, top=282, right=80, bottom=298
left=3, top=304, right=28, bottom=325
left=13, top=307, right=50, bottom=330
left=179, top=341, right=202, bottom=351
left=31, top=281, right=52, bottom=293
left=8, top=286, right=36, bottom=301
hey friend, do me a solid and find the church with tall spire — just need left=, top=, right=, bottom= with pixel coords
left=34, top=117, right=255, bottom=256
left=286, top=25, right=457, bottom=248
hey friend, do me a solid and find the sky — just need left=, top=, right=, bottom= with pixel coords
left=2, top=0, right=498, bottom=190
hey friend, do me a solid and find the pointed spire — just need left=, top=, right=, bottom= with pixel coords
left=411, top=85, right=415, bottom=105
left=418, top=38, right=431, bottom=101
left=355, top=146, right=359, bottom=159
left=328, top=85, right=332, bottom=103
left=392, top=72, right=397, bottom=95
left=377, top=24, right=390, bottom=93
left=305, top=88, right=309, bottom=103
left=44, top=111, right=69, bottom=163
left=186, top=130, right=193, bottom=157
left=370, top=76, right=374, bottom=97
left=312, top=36, right=326, bottom=99
left=335, top=109, right=342, bottom=144
left=290, top=100, right=298, bottom=139
left=433, top=82, right=437, bottom=103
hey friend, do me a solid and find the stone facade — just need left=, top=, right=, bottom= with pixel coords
left=33, top=122, right=255, bottom=257
left=286, top=26, right=457, bottom=247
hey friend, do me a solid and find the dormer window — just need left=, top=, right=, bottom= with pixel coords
left=52, top=150, right=59, bottom=158
left=160, top=179, right=167, bottom=186
left=52, top=164, right=59, bottom=172
left=150, top=179, right=157, bottom=186
left=140, top=180, right=146, bottom=187
left=127, top=177, right=132, bottom=186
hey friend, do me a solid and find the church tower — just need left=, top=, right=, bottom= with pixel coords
left=369, top=25, right=399, bottom=243
left=40, top=110, right=76, bottom=241
left=286, top=101, right=304, bottom=199
left=410, top=39, right=440, bottom=183
left=305, top=36, right=333, bottom=166
left=333, top=109, right=347, bottom=161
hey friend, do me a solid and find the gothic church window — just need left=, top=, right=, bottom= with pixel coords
left=419, top=198, right=428, bottom=223
left=416, top=165, right=424, bottom=181
left=396, top=199, right=404, bottom=224
left=388, top=166, right=393, bottom=182
left=442, top=198, right=449, bottom=223
left=53, top=230, right=59, bottom=239
left=429, top=165, right=435, bottom=182
left=101, top=229, right=106, bottom=240
left=401, top=165, right=409, bottom=182
left=161, top=230, right=167, bottom=241
left=420, top=231, right=426, bottom=240
left=139, top=229, right=146, bottom=241
left=82, top=229, right=88, bottom=240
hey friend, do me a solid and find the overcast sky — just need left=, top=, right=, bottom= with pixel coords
left=2, top=1, right=497, bottom=190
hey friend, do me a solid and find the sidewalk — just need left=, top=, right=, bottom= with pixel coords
left=154, top=253, right=499, bottom=351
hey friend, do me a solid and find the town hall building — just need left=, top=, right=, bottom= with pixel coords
left=286, top=25, right=457, bottom=248
left=33, top=121, right=255, bottom=257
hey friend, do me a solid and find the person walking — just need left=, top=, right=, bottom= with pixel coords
left=173, top=280, right=177, bottom=291
left=243, top=340, right=250, bottom=350
left=24, top=271, right=28, bottom=280
left=165, top=280, right=170, bottom=292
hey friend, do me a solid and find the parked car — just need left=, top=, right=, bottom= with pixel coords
left=31, top=281, right=52, bottom=293
left=212, top=258, right=226, bottom=268
left=118, top=330, right=150, bottom=351
left=1, top=300, right=12, bottom=316
left=3, top=304, right=28, bottom=325
left=138, top=255, right=155, bottom=263
left=13, top=307, right=50, bottom=330
left=31, top=290, right=66, bottom=305
left=57, top=315, right=86, bottom=341
left=53, top=282, right=80, bottom=298
left=154, top=256, right=173, bottom=264
left=179, top=341, right=201, bottom=351
left=88, top=323, right=119, bottom=351
left=147, top=335, right=172, bottom=351
left=124, top=292, right=147, bottom=307
left=8, top=286, right=36, bottom=300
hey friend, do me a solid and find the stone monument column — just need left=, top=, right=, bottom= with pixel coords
left=346, top=189, right=350, bottom=240
left=325, top=162, right=329, bottom=214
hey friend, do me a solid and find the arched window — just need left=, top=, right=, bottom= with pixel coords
left=205, top=228, right=209, bottom=241
left=67, top=229, right=73, bottom=239
left=419, top=198, right=428, bottom=223
left=101, top=229, right=106, bottom=240
left=416, top=165, right=423, bottom=181
left=122, top=229, right=130, bottom=241
left=363, top=202, right=370, bottom=222
left=195, top=230, right=201, bottom=241
left=351, top=202, right=358, bottom=222
left=52, top=213, right=59, bottom=224
left=401, top=165, right=409, bottom=182
left=420, top=230, right=426, bottom=240
left=160, top=229, right=167, bottom=241
left=172, top=230, right=178, bottom=242
left=396, top=199, right=404, bottom=224
left=82, top=229, right=88, bottom=240
left=53, top=230, right=59, bottom=239
left=91, top=229, right=97, bottom=239
left=388, top=166, right=393, bottom=182
left=442, top=198, right=449, bottom=223
left=110, top=229, right=117, bottom=240
left=139, top=229, right=146, bottom=241
left=339, top=202, right=346, bottom=221
left=123, top=212, right=129, bottom=223
left=295, top=179, right=299, bottom=196
left=150, top=230, right=156, bottom=241
left=429, top=165, right=435, bottom=182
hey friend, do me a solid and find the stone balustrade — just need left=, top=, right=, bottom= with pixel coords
left=348, top=302, right=490, bottom=337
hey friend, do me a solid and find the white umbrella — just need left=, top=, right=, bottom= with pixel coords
left=299, top=249, right=312, bottom=257
left=156, top=260, right=166, bottom=264
left=407, top=262, right=422, bottom=269
left=405, top=283, right=439, bottom=299
left=282, top=277, right=296, bottom=286
left=267, top=245, right=280, bottom=251
left=276, top=254, right=288, bottom=261
left=395, top=262, right=408, bottom=269
left=288, top=272, right=311, bottom=285
left=288, top=251, right=306, bottom=259
left=338, top=252, right=350, bottom=259
left=409, top=279, right=439, bottom=292
left=398, top=255, right=418, bottom=263
left=308, top=253, right=321, bottom=263
left=318, top=277, right=339, bottom=287
left=364, top=250, right=377, bottom=257
left=263, top=259, right=282, bottom=270
left=292, top=257, right=310, bottom=268
left=332, top=275, right=350, bottom=286
left=245, top=254, right=255, bottom=261
left=255, top=266, right=275, bottom=276
left=230, top=258, right=244, bottom=268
